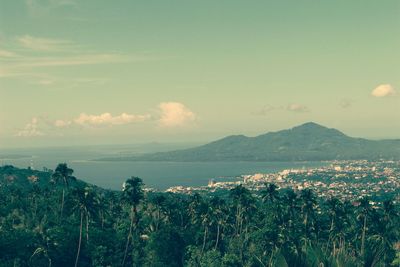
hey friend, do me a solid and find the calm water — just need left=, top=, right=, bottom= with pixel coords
left=1, top=146, right=326, bottom=190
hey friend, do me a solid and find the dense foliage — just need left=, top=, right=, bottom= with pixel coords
left=0, top=165, right=399, bottom=267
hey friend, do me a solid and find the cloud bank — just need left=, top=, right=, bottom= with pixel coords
left=1, top=34, right=162, bottom=82
left=15, top=117, right=44, bottom=137
left=254, top=103, right=310, bottom=115
left=74, top=112, right=151, bottom=127
left=17, top=35, right=74, bottom=51
left=287, top=103, right=310, bottom=113
left=16, top=102, right=196, bottom=137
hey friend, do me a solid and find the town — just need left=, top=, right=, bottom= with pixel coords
left=166, top=160, right=400, bottom=203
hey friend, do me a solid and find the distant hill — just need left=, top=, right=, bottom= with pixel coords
left=0, top=165, right=97, bottom=192
left=99, top=122, right=400, bottom=162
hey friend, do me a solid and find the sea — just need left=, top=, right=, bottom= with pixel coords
left=0, top=143, right=326, bottom=191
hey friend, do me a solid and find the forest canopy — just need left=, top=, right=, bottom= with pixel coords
left=0, top=164, right=399, bottom=267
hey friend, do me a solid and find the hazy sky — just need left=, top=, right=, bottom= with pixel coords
left=1, top=0, right=399, bottom=148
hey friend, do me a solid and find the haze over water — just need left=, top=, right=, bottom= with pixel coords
left=1, top=145, right=325, bottom=190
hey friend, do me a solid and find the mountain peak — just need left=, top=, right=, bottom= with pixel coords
left=292, top=122, right=328, bottom=131
left=289, top=122, right=349, bottom=140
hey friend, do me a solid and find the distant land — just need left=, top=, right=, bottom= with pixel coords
left=98, top=122, right=400, bottom=162
left=0, top=154, right=30, bottom=160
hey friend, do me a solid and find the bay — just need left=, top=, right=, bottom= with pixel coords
left=1, top=145, right=326, bottom=190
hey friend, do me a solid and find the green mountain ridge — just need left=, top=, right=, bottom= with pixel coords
left=100, top=122, right=400, bottom=162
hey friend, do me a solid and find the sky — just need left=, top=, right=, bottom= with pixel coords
left=0, top=0, right=399, bottom=148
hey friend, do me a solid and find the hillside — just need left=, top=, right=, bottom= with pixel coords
left=1, top=165, right=398, bottom=266
left=0, top=165, right=98, bottom=193
left=99, top=122, right=400, bottom=162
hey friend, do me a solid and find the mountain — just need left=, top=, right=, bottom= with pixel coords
left=100, top=122, right=400, bottom=162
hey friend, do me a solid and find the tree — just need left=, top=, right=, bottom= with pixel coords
left=52, top=163, right=76, bottom=221
left=358, top=197, right=372, bottom=256
left=147, top=193, right=167, bottom=232
left=230, top=185, right=256, bottom=237
left=200, top=204, right=212, bottom=255
left=326, top=197, right=344, bottom=255
left=300, top=189, right=317, bottom=247
left=187, top=193, right=210, bottom=254
left=72, top=186, right=99, bottom=267
left=145, top=226, right=185, bottom=267
left=209, top=197, right=228, bottom=250
left=379, top=199, right=399, bottom=264
left=229, top=185, right=257, bottom=264
left=1, top=165, right=399, bottom=266
left=121, top=177, right=144, bottom=267
left=261, top=183, right=279, bottom=204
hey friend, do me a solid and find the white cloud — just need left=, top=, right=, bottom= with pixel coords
left=371, top=84, right=396, bottom=97
left=74, top=112, right=150, bottom=127
left=54, top=119, right=72, bottom=128
left=0, top=49, right=17, bottom=57
left=17, top=54, right=129, bottom=67
left=254, top=103, right=311, bottom=115
left=287, top=103, right=309, bottom=113
left=15, top=103, right=195, bottom=138
left=1, top=52, right=156, bottom=79
left=159, top=102, right=196, bottom=127
left=36, top=79, right=54, bottom=85
left=17, top=35, right=74, bottom=51
left=0, top=35, right=166, bottom=83
left=16, top=117, right=44, bottom=137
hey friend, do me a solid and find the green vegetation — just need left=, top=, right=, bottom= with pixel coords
left=0, top=164, right=399, bottom=266
left=101, top=122, right=400, bottom=162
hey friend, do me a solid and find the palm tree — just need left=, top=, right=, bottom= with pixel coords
left=327, top=198, right=341, bottom=231
left=72, top=186, right=99, bottom=267
left=230, top=185, right=254, bottom=236
left=121, top=177, right=144, bottom=267
left=148, top=194, right=167, bottom=232
left=261, top=183, right=281, bottom=223
left=188, top=193, right=204, bottom=220
left=382, top=199, right=398, bottom=223
left=209, top=197, right=227, bottom=250
left=52, top=163, right=75, bottom=221
left=187, top=193, right=209, bottom=254
left=96, top=192, right=109, bottom=229
left=379, top=199, right=399, bottom=264
left=200, top=205, right=212, bottom=255
left=358, top=197, right=372, bottom=256
left=326, top=197, right=343, bottom=255
left=261, top=183, right=279, bottom=204
left=300, top=189, right=317, bottom=249
left=229, top=185, right=257, bottom=264
left=282, top=189, right=299, bottom=226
